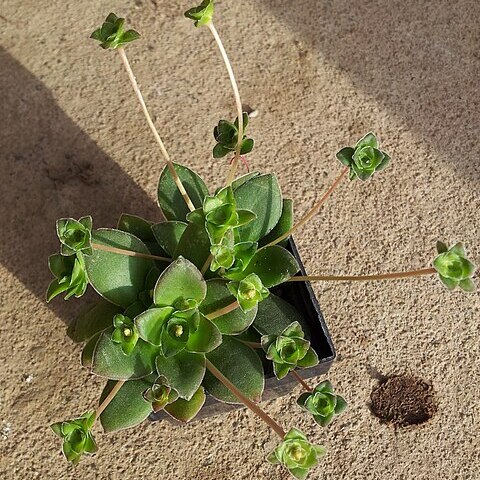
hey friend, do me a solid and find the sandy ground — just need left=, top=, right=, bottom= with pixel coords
left=1, top=0, right=479, bottom=478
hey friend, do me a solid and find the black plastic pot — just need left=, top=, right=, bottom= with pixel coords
left=150, top=237, right=336, bottom=422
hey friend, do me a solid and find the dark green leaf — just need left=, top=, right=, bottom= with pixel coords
left=68, top=300, right=122, bottom=343
left=253, top=293, right=310, bottom=337
left=91, top=329, right=159, bottom=380
left=99, top=376, right=155, bottom=432
left=204, top=336, right=264, bottom=404
left=234, top=174, right=283, bottom=241
left=335, top=147, right=354, bottom=166
left=84, top=229, right=154, bottom=308
left=213, top=143, right=231, bottom=158
left=81, top=332, right=101, bottom=368
left=117, top=214, right=155, bottom=242
left=200, top=279, right=257, bottom=334
left=259, top=199, right=293, bottom=247
left=153, top=257, right=206, bottom=308
left=164, top=386, right=206, bottom=422
left=173, top=222, right=211, bottom=271
left=230, top=246, right=299, bottom=287
left=157, top=163, right=208, bottom=222
left=152, top=221, right=187, bottom=257
left=186, top=315, right=222, bottom=353
left=156, top=350, right=206, bottom=400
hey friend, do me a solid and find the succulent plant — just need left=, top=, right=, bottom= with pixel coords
left=111, top=314, right=139, bottom=355
left=297, top=381, right=347, bottom=427
left=228, top=273, right=269, bottom=312
left=267, top=428, right=326, bottom=480
left=261, top=322, right=319, bottom=379
left=336, top=132, right=390, bottom=181
left=143, top=376, right=179, bottom=412
left=90, top=13, right=140, bottom=49
left=213, top=113, right=255, bottom=158
left=51, top=411, right=97, bottom=464
left=184, top=0, right=214, bottom=27
left=46, top=253, right=88, bottom=302
left=56, top=216, right=93, bottom=256
left=433, top=242, right=476, bottom=291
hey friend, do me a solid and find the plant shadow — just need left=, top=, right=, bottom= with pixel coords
left=0, top=48, right=159, bottom=324
left=264, top=0, right=480, bottom=182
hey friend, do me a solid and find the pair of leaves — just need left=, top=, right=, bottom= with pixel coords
left=91, top=13, right=140, bottom=49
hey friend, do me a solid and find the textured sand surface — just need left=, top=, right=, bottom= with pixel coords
left=1, top=1, right=479, bottom=479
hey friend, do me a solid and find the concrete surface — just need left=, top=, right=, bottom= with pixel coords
left=0, top=0, right=479, bottom=478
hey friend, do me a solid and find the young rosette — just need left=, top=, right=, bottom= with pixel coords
left=336, top=132, right=390, bottom=181
left=433, top=242, right=476, bottom=292
left=210, top=230, right=257, bottom=273
left=267, top=428, right=326, bottom=480
left=50, top=411, right=97, bottom=464
left=228, top=273, right=269, bottom=312
left=190, top=186, right=256, bottom=245
left=134, top=257, right=222, bottom=357
left=143, top=376, right=179, bottom=413
left=261, top=322, right=318, bottom=379
left=91, top=13, right=140, bottom=49
left=111, top=314, right=139, bottom=355
left=297, top=380, right=347, bottom=427
left=56, top=216, right=93, bottom=256
left=184, top=0, right=214, bottom=27
left=213, top=113, right=255, bottom=158
left=46, top=253, right=88, bottom=302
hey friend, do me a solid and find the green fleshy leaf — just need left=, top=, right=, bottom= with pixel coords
left=273, top=361, right=291, bottom=379
left=234, top=174, right=283, bottom=242
left=296, top=348, right=319, bottom=368
left=151, top=221, right=187, bottom=257
left=334, top=395, right=347, bottom=414
left=81, top=333, right=101, bottom=367
left=355, top=132, right=378, bottom=150
left=254, top=293, right=310, bottom=337
left=436, top=241, right=448, bottom=254
left=156, top=350, right=206, bottom=401
left=213, top=143, right=231, bottom=158
left=240, top=138, right=254, bottom=155
left=186, top=315, right=222, bottom=353
left=91, top=329, right=159, bottom=380
left=459, top=278, right=476, bottom=292
left=335, top=147, right=354, bottom=166
left=438, top=274, right=458, bottom=290
left=135, top=307, right=174, bottom=346
left=450, top=242, right=466, bottom=256
left=184, top=0, right=214, bottom=27
left=174, top=222, right=212, bottom=271
left=99, top=376, right=155, bottom=432
left=117, top=214, right=155, bottom=242
left=68, top=300, right=122, bottom=343
left=314, top=410, right=334, bottom=427
left=231, top=172, right=261, bottom=190
left=297, top=392, right=311, bottom=408
left=164, top=386, right=206, bottom=422
left=157, top=163, right=209, bottom=222
left=153, top=257, right=206, bottom=308
left=200, top=279, right=257, bottom=334
left=84, top=229, right=154, bottom=308
left=259, top=199, right=294, bottom=248
left=228, top=246, right=299, bottom=287
left=203, top=336, right=264, bottom=404
left=315, top=380, right=333, bottom=394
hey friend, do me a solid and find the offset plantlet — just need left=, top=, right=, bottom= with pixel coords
left=336, top=132, right=390, bottom=180
left=297, top=380, right=347, bottom=427
left=90, top=13, right=140, bottom=49
left=56, top=216, right=93, bottom=256
left=213, top=113, right=255, bottom=158
left=261, top=322, right=318, bottom=379
left=228, top=273, right=269, bottom=312
left=47, top=4, right=477, bottom=479
left=46, top=253, right=88, bottom=302
left=433, top=241, right=476, bottom=291
left=51, top=411, right=97, bottom=464
left=112, top=314, right=139, bottom=355
left=267, top=428, right=326, bottom=480
left=184, top=0, right=214, bottom=27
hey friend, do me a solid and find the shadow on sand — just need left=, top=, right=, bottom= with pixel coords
left=0, top=48, right=159, bottom=323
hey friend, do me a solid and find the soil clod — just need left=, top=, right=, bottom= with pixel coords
left=370, top=374, right=436, bottom=426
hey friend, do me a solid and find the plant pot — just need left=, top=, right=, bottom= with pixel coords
left=150, top=237, right=336, bottom=422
